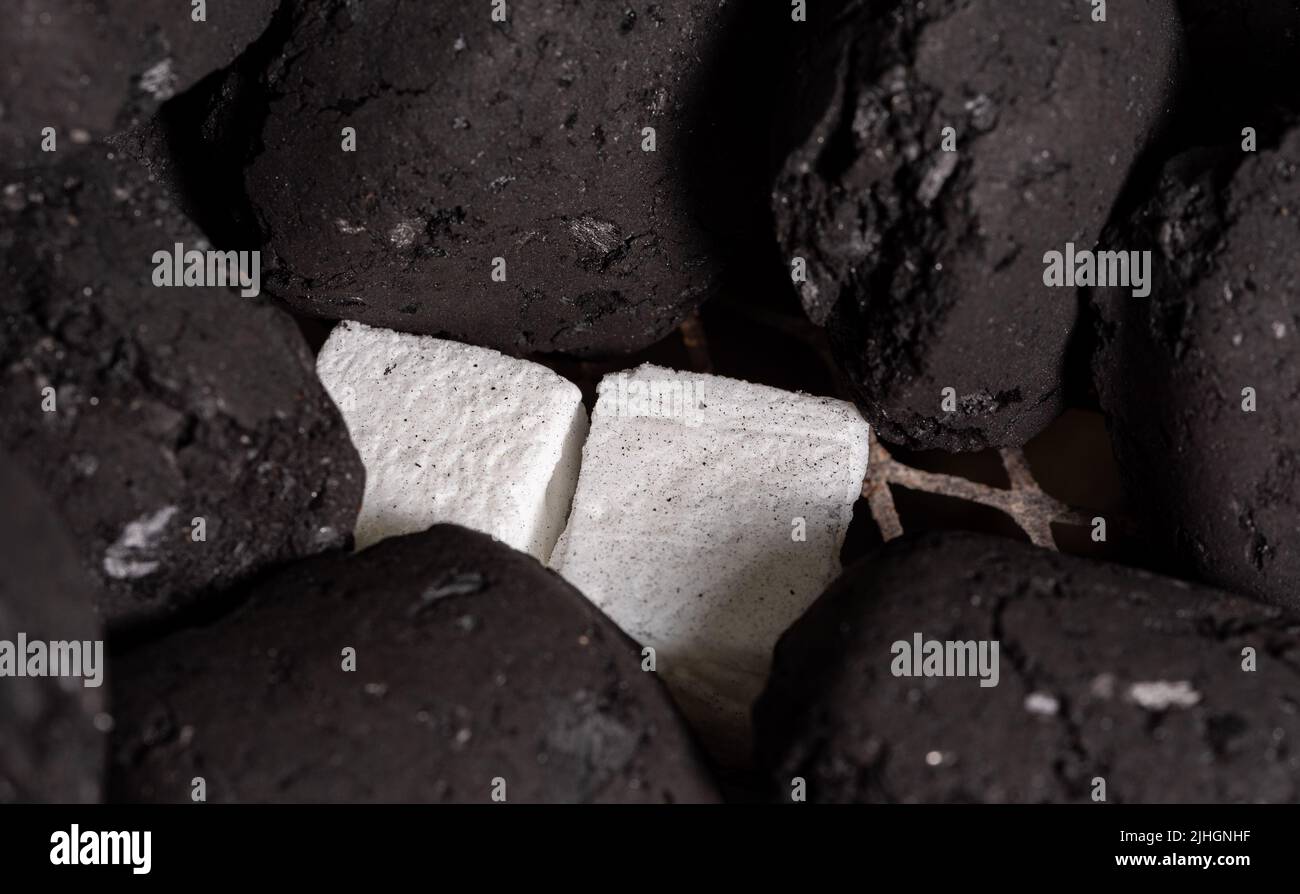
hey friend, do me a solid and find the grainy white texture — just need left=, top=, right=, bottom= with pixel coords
left=550, top=364, right=870, bottom=758
left=317, top=321, right=587, bottom=560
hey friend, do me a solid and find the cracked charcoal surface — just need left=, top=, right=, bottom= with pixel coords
left=1091, top=130, right=1300, bottom=609
left=0, top=147, right=364, bottom=632
left=109, top=524, right=720, bottom=804
left=0, top=0, right=278, bottom=163
left=0, top=457, right=106, bottom=803
left=771, top=0, right=1179, bottom=451
left=755, top=532, right=1300, bottom=804
left=242, top=0, right=729, bottom=357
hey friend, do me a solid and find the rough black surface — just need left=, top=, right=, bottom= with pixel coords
left=0, top=0, right=278, bottom=162
left=1091, top=130, right=1300, bottom=608
left=755, top=532, right=1300, bottom=804
left=0, top=457, right=107, bottom=803
left=109, top=525, right=720, bottom=804
left=242, top=0, right=732, bottom=357
left=0, top=147, right=364, bottom=631
left=772, top=0, right=1179, bottom=450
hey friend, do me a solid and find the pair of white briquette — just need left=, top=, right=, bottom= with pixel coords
left=317, top=321, right=870, bottom=760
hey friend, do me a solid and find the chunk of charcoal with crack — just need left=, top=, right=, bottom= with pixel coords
left=109, top=524, right=719, bottom=804
left=0, top=457, right=107, bottom=803
left=0, top=147, right=363, bottom=631
left=770, top=0, right=1179, bottom=450
left=1091, top=132, right=1300, bottom=608
left=316, top=321, right=587, bottom=560
left=0, top=0, right=279, bottom=163
left=754, top=532, right=1300, bottom=803
left=242, top=0, right=732, bottom=356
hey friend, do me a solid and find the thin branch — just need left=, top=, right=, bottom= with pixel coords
left=865, top=430, right=1094, bottom=550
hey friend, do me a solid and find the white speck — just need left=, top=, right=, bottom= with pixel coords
left=454, top=727, right=472, bottom=746
left=1127, top=680, right=1201, bottom=711
left=1272, top=321, right=1287, bottom=339
left=139, top=59, right=177, bottom=101
left=2, top=183, right=25, bottom=212
left=93, top=712, right=114, bottom=733
left=963, top=93, right=997, bottom=130
left=1024, top=692, right=1059, bottom=716
left=1232, top=332, right=1243, bottom=346
left=917, top=150, right=959, bottom=206
left=567, top=215, right=621, bottom=254
left=334, top=218, right=366, bottom=235
left=648, top=86, right=669, bottom=116
left=454, top=35, right=467, bottom=52
left=70, top=128, right=90, bottom=144
left=925, top=750, right=943, bottom=767
left=102, top=505, right=178, bottom=579
left=1090, top=673, right=1116, bottom=699
left=388, top=220, right=421, bottom=248
left=363, top=682, right=388, bottom=697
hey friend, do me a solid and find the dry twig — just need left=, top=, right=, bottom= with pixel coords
left=864, top=429, right=1094, bottom=550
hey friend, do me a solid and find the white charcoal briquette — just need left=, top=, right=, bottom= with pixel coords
left=316, top=321, right=587, bottom=560
left=549, top=364, right=870, bottom=759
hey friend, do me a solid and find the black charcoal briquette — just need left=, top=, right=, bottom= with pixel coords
left=243, top=0, right=732, bottom=356
left=771, top=0, right=1179, bottom=450
left=755, top=532, right=1300, bottom=803
left=109, top=525, right=719, bottom=804
left=0, top=147, right=364, bottom=630
left=1091, top=130, right=1300, bottom=608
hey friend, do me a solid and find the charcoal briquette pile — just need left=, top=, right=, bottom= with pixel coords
left=2, top=0, right=1298, bottom=809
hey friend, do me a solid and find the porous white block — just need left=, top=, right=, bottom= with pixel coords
left=317, top=321, right=587, bottom=561
left=549, top=364, right=870, bottom=758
